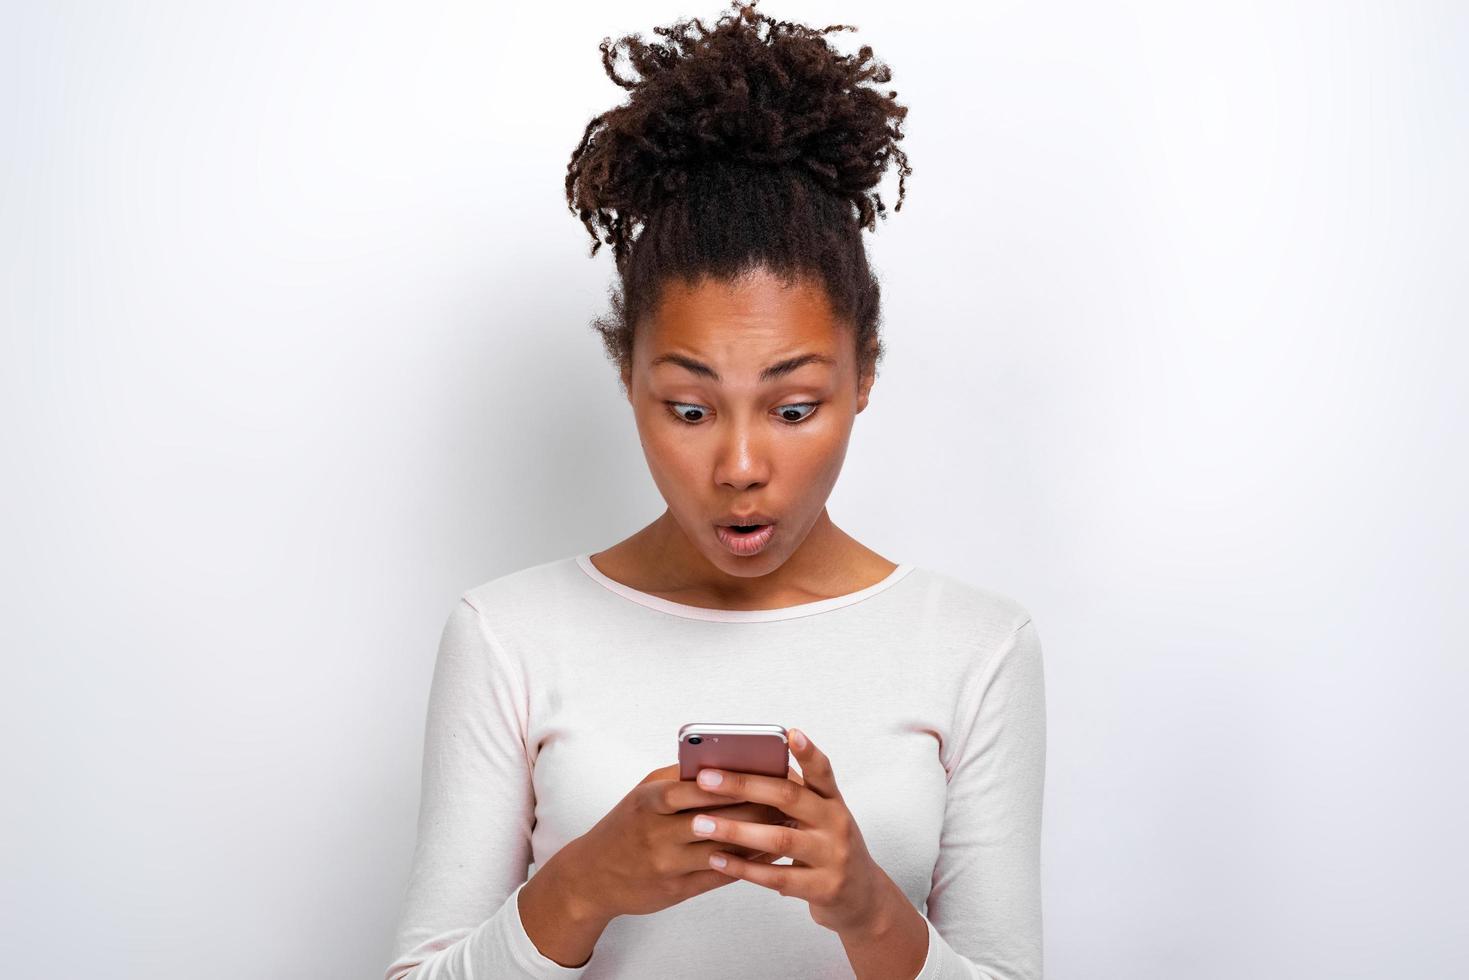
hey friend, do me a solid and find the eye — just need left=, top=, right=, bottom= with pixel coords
left=662, top=402, right=822, bottom=425
left=665, top=401, right=710, bottom=424
left=775, top=403, right=820, bottom=423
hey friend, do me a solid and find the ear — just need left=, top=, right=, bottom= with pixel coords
left=855, top=344, right=879, bottom=413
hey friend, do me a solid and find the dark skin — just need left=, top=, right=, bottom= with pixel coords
left=514, top=266, right=930, bottom=979
left=590, top=264, right=898, bottom=605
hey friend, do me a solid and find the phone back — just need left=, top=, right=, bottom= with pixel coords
left=678, top=723, right=789, bottom=780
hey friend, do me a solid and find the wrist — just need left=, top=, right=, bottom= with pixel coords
left=838, top=878, right=928, bottom=980
left=841, top=877, right=906, bottom=943
left=540, top=838, right=614, bottom=926
left=517, top=841, right=613, bottom=969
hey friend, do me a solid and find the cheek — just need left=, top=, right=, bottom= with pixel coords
left=638, top=423, right=693, bottom=468
left=636, top=427, right=708, bottom=501
left=798, top=448, right=849, bottom=502
left=794, top=423, right=852, bottom=478
left=634, top=409, right=853, bottom=490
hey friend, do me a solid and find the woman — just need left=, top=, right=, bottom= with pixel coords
left=384, top=2, right=1046, bottom=977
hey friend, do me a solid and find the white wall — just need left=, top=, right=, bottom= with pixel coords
left=2, top=1, right=1464, bottom=977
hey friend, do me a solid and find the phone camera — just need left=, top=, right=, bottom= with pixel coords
left=688, top=736, right=702, bottom=745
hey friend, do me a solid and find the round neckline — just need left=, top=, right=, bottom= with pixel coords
left=573, top=552, right=917, bottom=623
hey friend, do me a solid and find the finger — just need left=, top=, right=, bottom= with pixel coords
left=725, top=838, right=785, bottom=864
left=706, top=849, right=825, bottom=897
left=694, top=766, right=823, bottom=823
left=683, top=838, right=771, bottom=873
left=680, top=848, right=782, bottom=898
left=688, top=811, right=822, bottom=864
left=640, top=764, right=680, bottom=785
left=680, top=868, right=742, bottom=899
left=785, top=727, right=841, bottom=801
left=647, top=778, right=752, bottom=814
left=691, top=804, right=786, bottom=856
left=690, top=801, right=784, bottom=824
left=708, top=834, right=775, bottom=858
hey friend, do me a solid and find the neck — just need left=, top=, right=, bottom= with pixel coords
left=622, top=507, right=872, bottom=607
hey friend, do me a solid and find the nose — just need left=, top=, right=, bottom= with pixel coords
left=713, top=413, right=771, bottom=490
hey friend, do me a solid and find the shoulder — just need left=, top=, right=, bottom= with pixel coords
left=456, top=552, right=589, bottom=633
left=431, top=555, right=588, bottom=671
left=904, top=570, right=1044, bottom=761
left=900, top=564, right=1034, bottom=641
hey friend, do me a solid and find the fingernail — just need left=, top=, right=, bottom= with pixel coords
left=791, top=729, right=807, bottom=750
left=698, top=769, right=723, bottom=787
left=693, top=815, right=716, bottom=834
left=709, top=852, right=727, bottom=869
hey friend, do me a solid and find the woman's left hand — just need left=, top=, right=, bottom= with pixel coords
left=689, top=726, right=899, bottom=937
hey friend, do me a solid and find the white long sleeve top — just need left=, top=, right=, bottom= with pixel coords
left=383, top=552, right=1046, bottom=980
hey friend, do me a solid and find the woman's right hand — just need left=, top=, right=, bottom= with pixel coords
left=566, top=762, right=799, bottom=920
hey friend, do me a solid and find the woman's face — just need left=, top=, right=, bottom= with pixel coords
left=621, top=266, right=875, bottom=578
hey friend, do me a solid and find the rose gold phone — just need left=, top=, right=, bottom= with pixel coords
left=678, top=723, right=789, bottom=781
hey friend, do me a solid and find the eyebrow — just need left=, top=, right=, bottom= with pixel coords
left=650, top=351, right=837, bottom=384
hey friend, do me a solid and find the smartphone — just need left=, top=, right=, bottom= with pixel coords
left=678, top=723, right=789, bottom=781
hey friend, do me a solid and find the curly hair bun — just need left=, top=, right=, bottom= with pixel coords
left=566, top=0, right=912, bottom=263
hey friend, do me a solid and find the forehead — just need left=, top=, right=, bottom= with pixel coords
left=644, top=270, right=844, bottom=353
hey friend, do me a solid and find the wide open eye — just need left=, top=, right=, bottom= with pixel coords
left=775, top=403, right=819, bottom=423
left=664, top=402, right=821, bottom=425
left=665, top=401, right=710, bottom=424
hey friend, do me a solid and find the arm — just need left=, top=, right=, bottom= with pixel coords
left=908, top=616, right=1048, bottom=980
left=382, top=597, right=606, bottom=980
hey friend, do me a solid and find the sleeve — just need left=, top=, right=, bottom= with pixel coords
left=382, top=597, right=594, bottom=980
left=913, top=616, right=1047, bottom=980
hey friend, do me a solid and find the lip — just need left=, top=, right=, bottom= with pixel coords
left=716, top=512, right=777, bottom=527
left=714, top=521, right=777, bottom=557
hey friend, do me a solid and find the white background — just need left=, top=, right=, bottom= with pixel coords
left=2, top=1, right=1465, bottom=977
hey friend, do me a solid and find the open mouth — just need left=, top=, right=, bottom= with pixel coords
left=715, top=522, right=777, bottom=555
